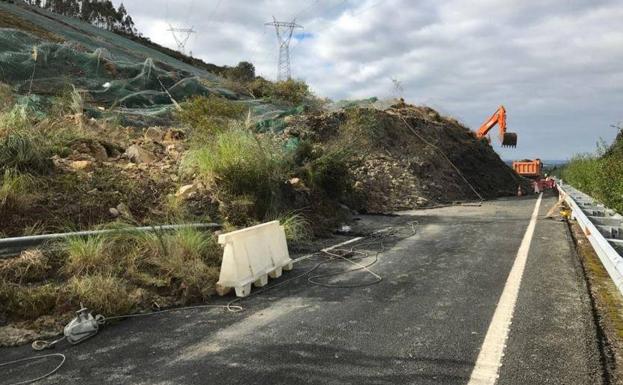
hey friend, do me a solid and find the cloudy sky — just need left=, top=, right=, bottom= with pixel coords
left=120, top=0, right=623, bottom=160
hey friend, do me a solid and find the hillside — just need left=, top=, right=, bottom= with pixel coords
left=0, top=1, right=528, bottom=345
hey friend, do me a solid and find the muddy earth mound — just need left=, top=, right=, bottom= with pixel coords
left=286, top=102, right=527, bottom=213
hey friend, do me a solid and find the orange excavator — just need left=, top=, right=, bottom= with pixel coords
left=476, top=105, right=518, bottom=147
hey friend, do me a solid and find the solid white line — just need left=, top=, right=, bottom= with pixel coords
left=467, top=193, right=543, bottom=385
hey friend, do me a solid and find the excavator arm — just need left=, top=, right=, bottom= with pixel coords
left=476, top=105, right=517, bottom=147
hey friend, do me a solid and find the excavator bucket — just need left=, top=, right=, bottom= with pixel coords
left=502, top=132, right=517, bottom=147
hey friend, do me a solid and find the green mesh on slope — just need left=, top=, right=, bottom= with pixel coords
left=0, top=3, right=297, bottom=127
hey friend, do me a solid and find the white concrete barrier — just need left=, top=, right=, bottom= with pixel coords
left=217, top=221, right=293, bottom=297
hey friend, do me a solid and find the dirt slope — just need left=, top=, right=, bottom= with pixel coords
left=287, top=102, right=527, bottom=213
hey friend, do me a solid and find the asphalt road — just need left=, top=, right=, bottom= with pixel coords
left=1, top=192, right=603, bottom=384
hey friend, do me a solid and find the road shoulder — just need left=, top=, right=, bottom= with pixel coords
left=569, top=219, right=623, bottom=385
left=497, top=195, right=603, bottom=385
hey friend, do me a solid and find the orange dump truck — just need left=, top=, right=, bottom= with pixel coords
left=512, top=159, right=555, bottom=192
left=512, top=159, right=542, bottom=178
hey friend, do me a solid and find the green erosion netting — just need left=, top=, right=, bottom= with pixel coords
left=0, top=2, right=292, bottom=126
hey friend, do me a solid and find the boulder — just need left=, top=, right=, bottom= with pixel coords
left=175, top=184, right=197, bottom=199
left=70, top=160, right=93, bottom=171
left=116, top=203, right=132, bottom=219
left=125, top=145, right=156, bottom=164
left=144, top=127, right=164, bottom=142
left=163, top=129, right=184, bottom=142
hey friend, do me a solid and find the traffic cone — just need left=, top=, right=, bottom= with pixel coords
left=517, top=185, right=523, bottom=197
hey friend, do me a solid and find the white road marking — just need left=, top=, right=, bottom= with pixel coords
left=291, top=225, right=403, bottom=264
left=292, top=237, right=364, bottom=264
left=467, top=193, right=543, bottom=385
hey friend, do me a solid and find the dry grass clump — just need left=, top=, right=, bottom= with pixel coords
left=0, top=249, right=49, bottom=284
left=0, top=282, right=60, bottom=319
left=67, top=275, right=133, bottom=316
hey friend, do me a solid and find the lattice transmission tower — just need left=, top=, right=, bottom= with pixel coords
left=265, top=17, right=303, bottom=80
left=167, top=24, right=196, bottom=55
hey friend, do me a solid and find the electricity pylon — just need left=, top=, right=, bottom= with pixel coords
left=265, top=17, right=303, bottom=80
left=167, top=24, right=196, bottom=55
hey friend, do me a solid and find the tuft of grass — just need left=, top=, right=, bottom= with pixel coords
left=186, top=128, right=286, bottom=220
left=0, top=131, right=53, bottom=174
left=0, top=103, right=34, bottom=137
left=0, top=169, right=34, bottom=212
left=0, top=83, right=14, bottom=112
left=278, top=212, right=312, bottom=244
left=139, top=228, right=222, bottom=301
left=62, top=236, right=111, bottom=276
left=22, top=221, right=45, bottom=236
left=67, top=275, right=133, bottom=316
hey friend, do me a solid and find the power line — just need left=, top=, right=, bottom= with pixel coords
left=292, top=0, right=321, bottom=19
left=207, top=0, right=224, bottom=24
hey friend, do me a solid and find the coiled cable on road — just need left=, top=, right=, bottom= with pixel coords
left=0, top=353, right=66, bottom=385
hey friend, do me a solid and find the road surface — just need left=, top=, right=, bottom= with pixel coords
left=1, top=192, right=603, bottom=384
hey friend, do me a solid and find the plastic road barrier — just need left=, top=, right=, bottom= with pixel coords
left=217, top=221, right=293, bottom=297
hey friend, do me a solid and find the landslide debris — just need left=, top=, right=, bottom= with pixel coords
left=281, top=102, right=527, bottom=213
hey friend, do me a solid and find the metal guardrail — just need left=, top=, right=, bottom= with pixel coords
left=557, top=181, right=623, bottom=296
left=0, top=223, right=221, bottom=259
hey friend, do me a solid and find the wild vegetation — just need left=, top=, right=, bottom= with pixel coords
left=0, top=227, right=222, bottom=322
left=0, top=78, right=352, bottom=343
left=561, top=131, right=623, bottom=213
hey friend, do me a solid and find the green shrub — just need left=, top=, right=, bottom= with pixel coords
left=247, top=77, right=274, bottom=99
left=589, top=155, right=623, bottom=214
left=306, top=149, right=353, bottom=200
left=561, top=154, right=600, bottom=195
left=269, top=79, right=311, bottom=105
left=186, top=128, right=286, bottom=219
left=246, top=78, right=312, bottom=105
left=222, top=61, right=256, bottom=83
left=177, top=95, right=247, bottom=141
left=562, top=138, right=623, bottom=214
